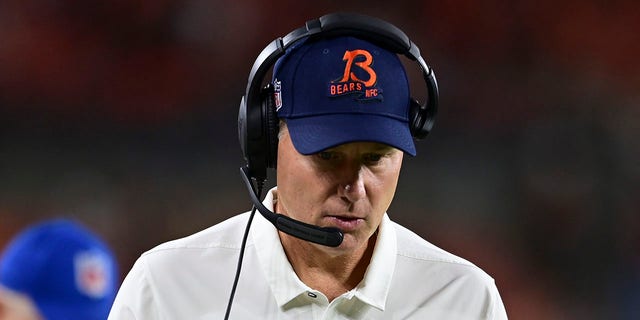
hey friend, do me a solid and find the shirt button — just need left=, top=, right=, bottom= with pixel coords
left=307, top=292, right=317, bottom=298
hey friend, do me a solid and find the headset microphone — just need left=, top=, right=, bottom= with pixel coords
left=240, top=166, right=344, bottom=247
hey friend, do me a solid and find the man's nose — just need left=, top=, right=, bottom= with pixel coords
left=337, top=162, right=366, bottom=202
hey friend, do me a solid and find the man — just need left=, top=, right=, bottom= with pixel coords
left=0, top=219, right=118, bottom=320
left=109, top=13, right=508, bottom=319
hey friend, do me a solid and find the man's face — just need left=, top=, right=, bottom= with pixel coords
left=275, top=127, right=404, bottom=253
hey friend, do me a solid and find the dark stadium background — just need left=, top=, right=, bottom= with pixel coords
left=1, top=1, right=638, bottom=318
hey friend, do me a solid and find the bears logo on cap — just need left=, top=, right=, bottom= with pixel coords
left=328, top=49, right=383, bottom=102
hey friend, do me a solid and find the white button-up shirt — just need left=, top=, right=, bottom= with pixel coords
left=109, top=188, right=508, bottom=319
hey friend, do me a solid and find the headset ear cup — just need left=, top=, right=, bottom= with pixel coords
left=409, top=98, right=425, bottom=139
left=409, top=97, right=436, bottom=140
left=262, top=85, right=279, bottom=169
left=238, top=96, right=249, bottom=163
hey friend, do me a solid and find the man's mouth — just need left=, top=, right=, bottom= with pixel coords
left=326, top=215, right=364, bottom=231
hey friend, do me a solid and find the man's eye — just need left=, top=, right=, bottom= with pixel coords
left=363, top=153, right=383, bottom=163
left=317, top=152, right=333, bottom=160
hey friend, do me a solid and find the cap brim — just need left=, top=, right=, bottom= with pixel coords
left=286, top=114, right=416, bottom=156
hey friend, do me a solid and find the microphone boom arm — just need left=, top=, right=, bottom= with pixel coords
left=240, top=166, right=344, bottom=247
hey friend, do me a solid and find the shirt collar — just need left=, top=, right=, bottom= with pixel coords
left=251, top=187, right=398, bottom=311
left=352, top=213, right=397, bottom=311
left=252, top=188, right=311, bottom=306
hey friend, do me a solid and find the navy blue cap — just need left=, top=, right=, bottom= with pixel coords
left=0, top=219, right=118, bottom=320
left=272, top=36, right=416, bottom=156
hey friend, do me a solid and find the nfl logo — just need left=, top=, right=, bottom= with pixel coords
left=74, top=251, right=111, bottom=298
left=273, top=79, right=283, bottom=111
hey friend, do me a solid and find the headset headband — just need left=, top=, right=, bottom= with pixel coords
left=244, top=12, right=436, bottom=136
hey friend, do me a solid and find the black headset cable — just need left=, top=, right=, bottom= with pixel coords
left=223, top=178, right=263, bottom=320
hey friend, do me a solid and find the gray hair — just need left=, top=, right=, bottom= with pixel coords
left=277, top=120, right=288, bottom=140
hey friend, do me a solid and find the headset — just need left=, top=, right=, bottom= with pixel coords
left=238, top=12, right=440, bottom=182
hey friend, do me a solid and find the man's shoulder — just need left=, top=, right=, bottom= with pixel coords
left=391, top=221, right=492, bottom=279
left=142, top=212, right=252, bottom=257
left=388, top=221, right=506, bottom=319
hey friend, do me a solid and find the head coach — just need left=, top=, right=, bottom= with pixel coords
left=108, top=12, right=508, bottom=320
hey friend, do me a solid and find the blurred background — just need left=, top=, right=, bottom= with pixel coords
left=0, top=1, right=638, bottom=319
